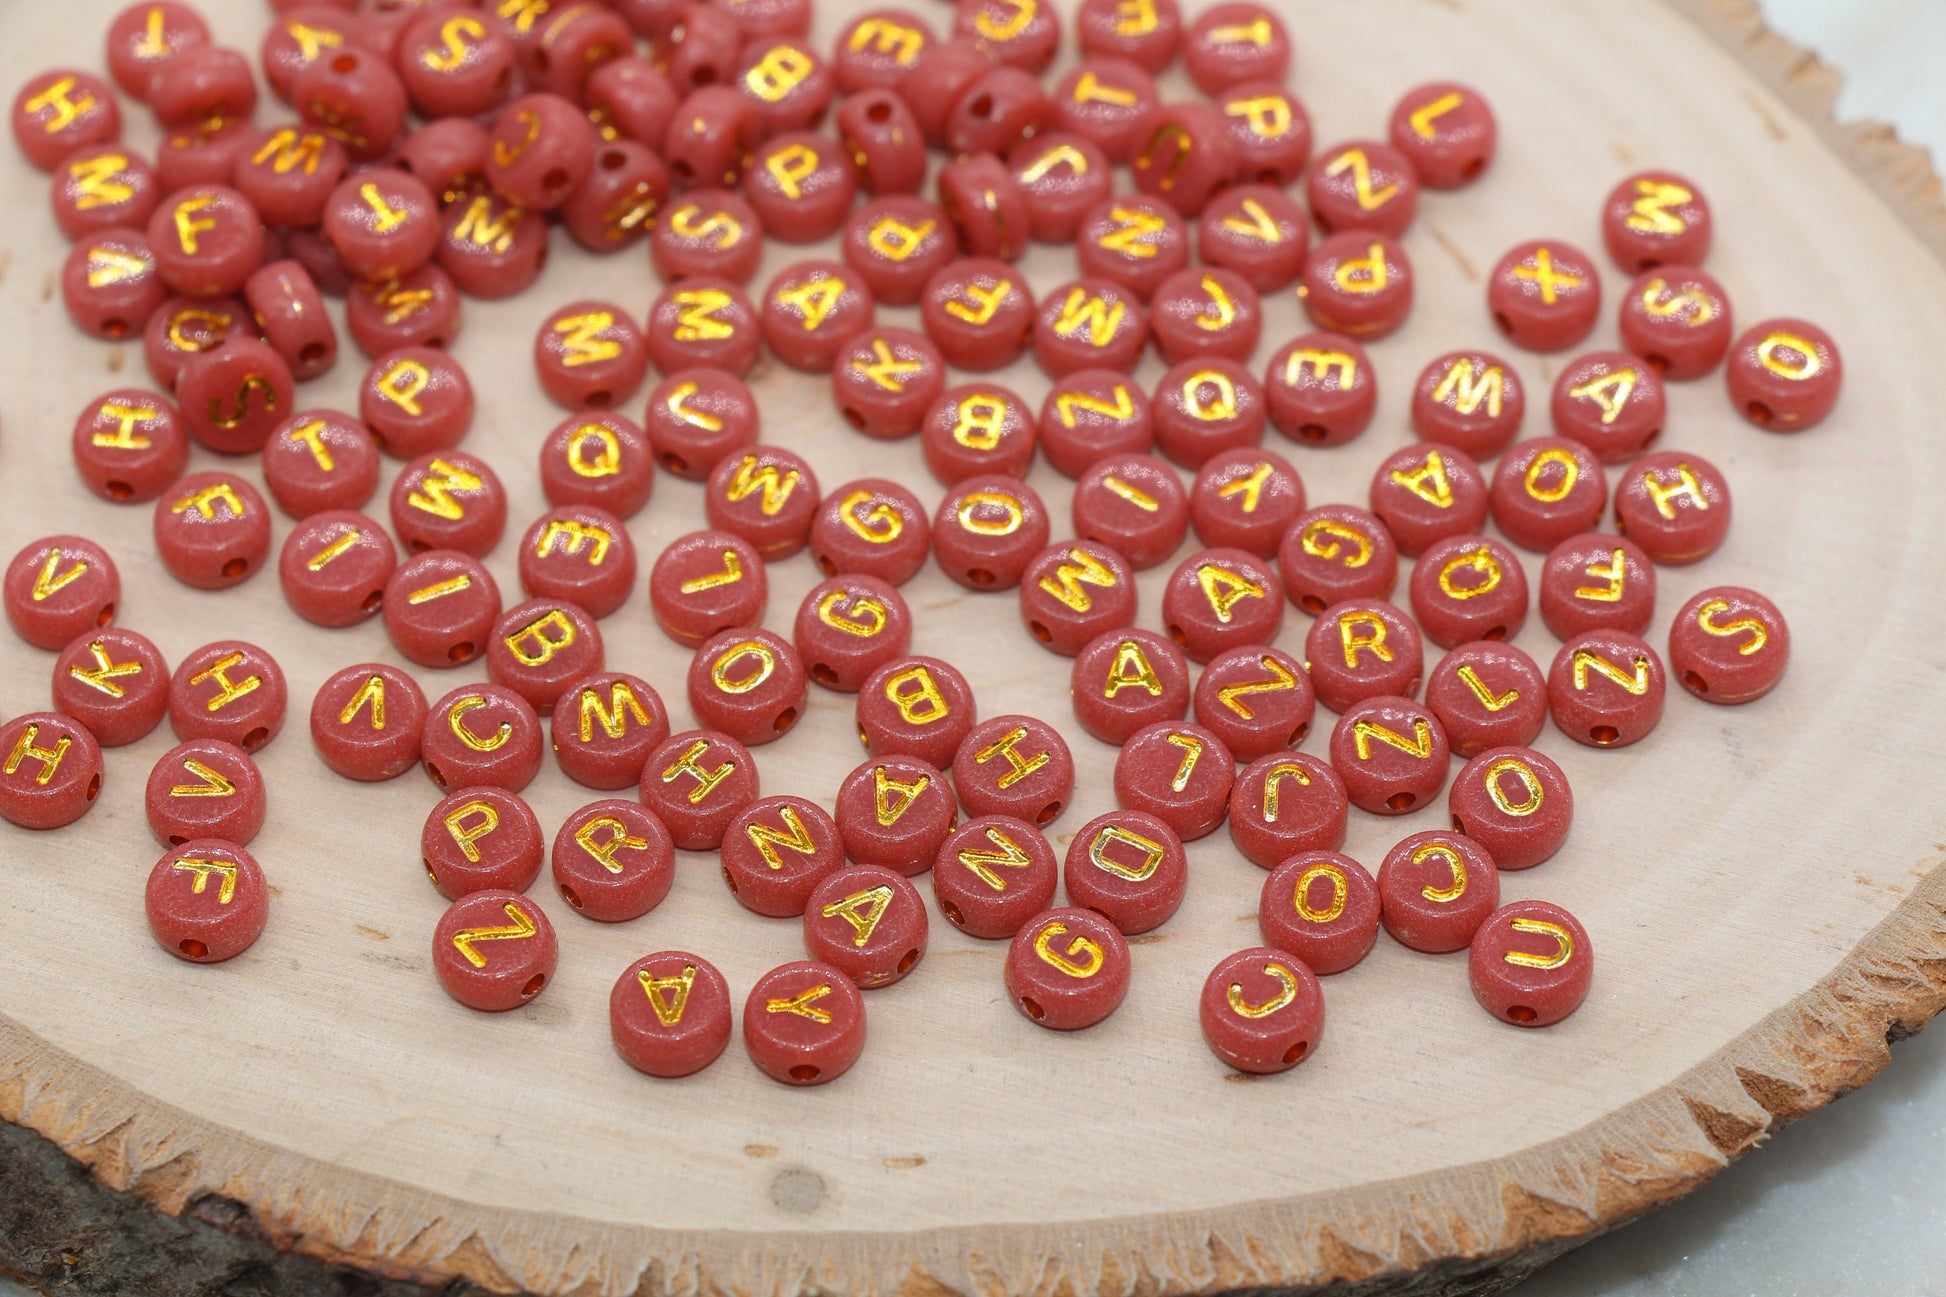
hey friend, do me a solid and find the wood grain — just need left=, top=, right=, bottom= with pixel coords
left=1, top=0, right=1943, bottom=1293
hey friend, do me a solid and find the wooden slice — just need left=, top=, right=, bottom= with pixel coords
left=2, top=0, right=1943, bottom=1292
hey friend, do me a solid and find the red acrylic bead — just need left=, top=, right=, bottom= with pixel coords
left=857, top=656, right=976, bottom=771
left=1009, top=133, right=1110, bottom=242
left=532, top=301, right=647, bottom=411
left=488, top=598, right=605, bottom=714
left=921, top=384, right=1037, bottom=483
left=1668, top=586, right=1789, bottom=705
left=1189, top=449, right=1303, bottom=559
left=1111, top=722, right=1233, bottom=842
left=107, top=2, right=209, bottom=100
left=560, top=139, right=670, bottom=254
left=175, top=337, right=294, bottom=455
left=1488, top=240, right=1601, bottom=352
left=1538, top=532, right=1656, bottom=640
left=539, top=412, right=655, bottom=520
left=955, top=0, right=1060, bottom=71
left=649, top=530, right=767, bottom=647
left=687, top=628, right=808, bottom=746
left=835, top=88, right=928, bottom=195
left=953, top=714, right=1073, bottom=827
left=1377, top=830, right=1500, bottom=953
left=795, top=575, right=912, bottom=692
left=1006, top=907, right=1130, bottom=1030
left=1050, top=57, right=1159, bottom=163
left=550, top=671, right=669, bottom=790
left=803, top=865, right=930, bottom=987
left=51, top=143, right=160, bottom=241
left=761, top=260, right=876, bottom=372
left=1064, top=808, right=1188, bottom=933
left=1411, top=351, right=1523, bottom=460
left=1200, top=947, right=1324, bottom=1074
left=1129, top=101, right=1237, bottom=218
left=1469, top=900, right=1592, bottom=1027
left=1218, top=81, right=1310, bottom=186
left=1490, top=437, right=1607, bottom=552
left=1076, top=195, right=1188, bottom=298
left=259, top=412, right=378, bottom=519
left=1305, top=598, right=1422, bottom=714
left=1726, top=318, right=1842, bottom=431
left=921, top=262, right=1035, bottom=372
left=261, top=8, right=357, bottom=105
left=5, top=536, right=118, bottom=652
left=645, top=279, right=760, bottom=377
left=62, top=230, right=167, bottom=341
left=743, top=961, right=866, bottom=1084
left=154, top=472, right=272, bottom=590
left=51, top=627, right=169, bottom=747
left=0, top=712, right=103, bottom=830
left=294, top=43, right=408, bottom=159
left=146, top=839, right=267, bottom=963
left=383, top=549, right=502, bottom=669
left=1306, top=140, right=1417, bottom=238
left=422, top=785, right=544, bottom=900
left=661, top=6, right=743, bottom=96
left=1550, top=352, right=1665, bottom=463
left=588, top=54, right=678, bottom=145
left=1198, top=184, right=1306, bottom=294
left=1450, top=746, right=1573, bottom=870
left=360, top=347, right=473, bottom=458
left=1408, top=535, right=1529, bottom=649
left=835, top=753, right=955, bottom=876
left=610, top=952, right=732, bottom=1078
left=309, top=662, right=427, bottom=782
left=12, top=70, right=120, bottom=171
left=389, top=451, right=505, bottom=557
left=1182, top=2, right=1285, bottom=92
left=1150, top=269, right=1262, bottom=367
left=1071, top=628, right=1190, bottom=745
left=323, top=169, right=441, bottom=283
left=1193, top=645, right=1314, bottom=761
left=902, top=39, right=994, bottom=148
left=1278, top=504, right=1397, bottom=614
left=944, top=66, right=1050, bottom=159
left=345, top=265, right=463, bottom=357
left=1602, top=171, right=1710, bottom=272
left=1039, top=369, right=1152, bottom=476
left=1259, top=851, right=1379, bottom=975
left=933, top=815, right=1057, bottom=938
left=1071, top=453, right=1187, bottom=569
left=1160, top=547, right=1282, bottom=663
left=833, top=325, right=946, bottom=439
left=147, top=45, right=255, bottom=128
left=438, top=192, right=549, bottom=298
left=552, top=798, right=675, bottom=922
left=1032, top=277, right=1148, bottom=378
left=1424, top=640, right=1548, bottom=760
left=1300, top=233, right=1413, bottom=339
left=156, top=119, right=253, bottom=193
left=1074, top=0, right=1179, bottom=71
left=1018, top=540, right=1136, bottom=656
left=705, top=446, right=819, bottom=559
left=722, top=795, right=843, bottom=917
left=519, top=506, right=635, bottom=620
left=1328, top=695, right=1449, bottom=816
left=932, top=477, right=1051, bottom=591
left=640, top=728, right=760, bottom=850
left=653, top=189, right=764, bottom=283
left=486, top=93, right=593, bottom=211
left=244, top=261, right=336, bottom=382
left=142, top=294, right=243, bottom=389
left=423, top=682, right=544, bottom=793
left=810, top=479, right=931, bottom=585
left=398, top=9, right=517, bottom=118
left=432, top=889, right=557, bottom=1011
left=644, top=367, right=759, bottom=480
left=1619, top=266, right=1734, bottom=381
left=1264, top=333, right=1375, bottom=449
left=841, top=195, right=955, bottom=306
left=1548, top=629, right=1667, bottom=749
left=1369, top=444, right=1489, bottom=558
left=1153, top=359, right=1266, bottom=469
left=833, top=9, right=933, bottom=91
left=277, top=510, right=396, bottom=628
left=663, top=85, right=763, bottom=189
left=746, top=131, right=855, bottom=242
left=1227, top=751, right=1346, bottom=869
left=1613, top=451, right=1732, bottom=565
left=168, top=641, right=286, bottom=753
left=1389, top=82, right=1495, bottom=189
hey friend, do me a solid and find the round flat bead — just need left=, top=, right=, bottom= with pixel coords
left=1602, top=171, right=1710, bottom=272
left=1305, top=598, right=1422, bottom=714
left=1227, top=751, right=1345, bottom=868
left=1306, top=140, right=1418, bottom=238
left=1075, top=0, right=1179, bottom=70
left=1389, top=82, right=1494, bottom=188
left=932, top=477, right=1051, bottom=591
left=62, top=230, right=167, bottom=340
left=704, top=446, right=819, bottom=559
left=953, top=714, right=1073, bottom=827
left=346, top=265, right=463, bottom=358
left=664, top=85, right=763, bottom=189
left=277, top=510, right=396, bottom=628
left=1726, top=318, right=1842, bottom=431
left=1259, top=851, right=1379, bottom=975
left=531, top=302, right=647, bottom=411
left=1150, top=269, right=1262, bottom=367
left=52, top=144, right=161, bottom=241
left=1153, top=359, right=1267, bottom=469
left=551, top=798, right=674, bottom=922
left=1369, top=444, right=1489, bottom=558
left=648, top=530, right=766, bottom=647
left=382, top=549, right=502, bottom=669
left=264, top=410, right=381, bottom=518
left=803, top=865, right=929, bottom=987
left=518, top=506, right=635, bottom=619
left=1669, top=586, right=1790, bottom=705
left=154, top=472, right=271, bottom=590
left=398, top=9, right=517, bottom=117
left=233, top=127, right=345, bottom=229
left=921, top=384, right=1036, bottom=484
left=360, top=347, right=473, bottom=458
left=1182, top=2, right=1286, bottom=92
left=423, top=683, right=543, bottom=793
left=1050, top=57, right=1158, bottom=162
left=1619, top=266, right=1734, bottom=380
left=156, top=119, right=254, bottom=193
left=1548, top=629, right=1666, bottom=749
left=1377, top=830, right=1499, bottom=953
left=1198, top=184, right=1307, bottom=293
left=832, top=9, right=934, bottom=92
left=795, top=575, right=911, bottom=692
left=653, top=189, right=764, bottom=283
left=107, top=2, right=209, bottom=99
left=835, top=753, right=954, bottom=876
left=292, top=43, right=408, bottom=160
left=1193, top=645, right=1314, bottom=760
left=1070, top=628, right=1189, bottom=744
left=1038, top=370, right=1152, bottom=477
left=722, top=795, right=843, bottom=917
left=320, top=168, right=438, bottom=282
left=1424, top=641, right=1548, bottom=759
left=944, top=66, right=1050, bottom=159
left=660, top=6, right=743, bottom=95
left=1278, top=504, right=1398, bottom=614
left=1160, top=547, right=1282, bottom=663
left=1076, top=195, right=1188, bottom=298
left=1613, top=451, right=1731, bottom=565
left=1064, top=808, right=1188, bottom=932
left=835, top=88, right=929, bottom=195
left=13, top=70, right=120, bottom=171
left=175, top=337, right=294, bottom=455
left=1006, top=907, right=1130, bottom=1030
left=588, top=54, right=678, bottom=145
left=1470, top=899, right=1591, bottom=1027
left=1032, top=277, right=1148, bottom=377
left=1008, top=133, right=1110, bottom=242
left=1537, top=532, right=1656, bottom=640
left=1111, top=723, right=1233, bottom=842
left=438, top=192, right=549, bottom=298
left=641, top=728, right=759, bottom=850
left=1410, top=351, right=1523, bottom=460
left=244, top=262, right=336, bottom=382
left=1548, top=352, right=1665, bottom=464
left=485, top=93, right=593, bottom=211
left=743, top=961, right=866, bottom=1084
left=395, top=117, right=491, bottom=206
left=955, top=0, right=1060, bottom=71
left=146, top=839, right=266, bottom=963
left=740, top=16, right=828, bottom=97
left=389, top=451, right=505, bottom=557
left=688, top=628, right=808, bottom=746
left=422, top=785, right=544, bottom=900
left=1129, top=101, right=1237, bottom=218
left=1201, top=947, right=1324, bottom=1074
left=1450, top=746, right=1572, bottom=871
left=1018, top=540, right=1136, bottom=656
left=810, top=479, right=931, bottom=584
left=1300, top=233, right=1413, bottom=339
left=761, top=260, right=875, bottom=372
left=0, top=712, right=103, bottom=830
left=841, top=196, right=955, bottom=306
left=746, top=132, right=855, bottom=242
left=488, top=599, right=604, bottom=714
left=1071, top=453, right=1187, bottom=569
left=857, top=656, right=976, bottom=770
left=1490, top=437, right=1607, bottom=552
left=832, top=325, right=947, bottom=440
left=645, top=278, right=760, bottom=377
left=1488, top=240, right=1601, bottom=352
left=165, top=642, right=284, bottom=755
left=142, top=294, right=243, bottom=389
left=51, top=627, right=169, bottom=747
left=611, top=952, right=732, bottom=1078
left=5, top=536, right=118, bottom=651
left=310, top=663, right=427, bottom=781
left=432, top=889, right=557, bottom=1012
left=933, top=815, right=1057, bottom=938
left=550, top=671, right=669, bottom=790
left=921, top=262, right=1035, bottom=373
left=1264, top=333, right=1376, bottom=449
left=539, top=412, right=655, bottom=520
left=1189, top=449, right=1304, bottom=558
left=644, top=367, right=759, bottom=480
left=1408, top=535, right=1529, bottom=649
left=559, top=139, right=670, bottom=254
left=1218, top=81, right=1310, bottom=185
left=1329, top=695, right=1449, bottom=816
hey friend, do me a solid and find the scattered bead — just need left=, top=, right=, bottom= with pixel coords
left=1111, top=722, right=1233, bottom=842
left=532, top=301, right=648, bottom=411
left=841, top=194, right=956, bottom=305
left=1299, top=232, right=1413, bottom=339
left=5, top=535, right=118, bottom=651
left=705, top=446, right=820, bottom=558
left=1064, top=808, right=1188, bottom=932
left=640, top=728, right=760, bottom=851
left=1538, top=532, right=1656, bottom=640
left=51, top=627, right=170, bottom=747
left=1423, top=640, right=1549, bottom=759
left=688, top=627, right=808, bottom=746
left=1032, top=276, right=1149, bottom=377
left=1726, top=317, right=1842, bottom=431
left=432, top=889, right=558, bottom=1011
left=743, top=960, right=866, bottom=1084
left=1469, top=900, right=1591, bottom=1027
left=722, top=794, right=844, bottom=917
left=0, top=712, right=104, bottom=830
left=835, top=753, right=955, bottom=876
left=146, top=838, right=267, bottom=963
left=1200, top=947, right=1325, bottom=1074
left=1547, top=629, right=1667, bottom=749
left=1450, top=746, right=1573, bottom=870
left=794, top=574, right=912, bottom=691
left=1258, top=850, right=1380, bottom=975
left=422, top=682, right=544, bottom=793
left=1408, top=535, right=1529, bottom=649
left=810, top=478, right=931, bottom=585
left=1070, top=628, right=1190, bottom=745
left=856, top=655, right=976, bottom=771
left=1227, top=751, right=1346, bottom=869
left=1328, top=694, right=1450, bottom=816
left=1076, top=194, right=1188, bottom=297
left=1038, top=369, right=1152, bottom=475
left=1489, top=437, right=1607, bottom=552
left=1613, top=451, right=1732, bottom=565
left=652, top=189, right=765, bottom=283
left=422, top=784, right=544, bottom=900
left=488, top=598, right=605, bottom=715
left=610, top=951, right=733, bottom=1078
left=1017, top=540, right=1136, bottom=656
left=309, top=663, right=428, bottom=783
left=761, top=259, right=876, bottom=371
left=1618, top=265, right=1733, bottom=380
left=1006, top=907, right=1131, bottom=1030
left=154, top=472, right=271, bottom=590
left=390, top=451, right=507, bottom=557
left=1305, top=598, right=1423, bottom=714
left=645, top=366, right=760, bottom=480
left=538, top=412, right=656, bottom=520
left=1389, top=82, right=1495, bottom=188
left=51, top=143, right=160, bottom=241
left=953, top=714, right=1074, bottom=826
left=933, top=815, right=1058, bottom=938
left=1601, top=171, right=1711, bottom=272
left=1488, top=239, right=1602, bottom=352
left=1306, top=139, right=1418, bottom=238
left=803, top=864, right=929, bottom=987
left=382, top=549, right=502, bottom=669
left=176, top=336, right=294, bottom=454
left=1071, top=452, right=1187, bottom=568
left=278, top=510, right=396, bottom=628
left=12, top=69, right=120, bottom=171
left=1277, top=503, right=1399, bottom=614
left=360, top=346, right=474, bottom=458
left=1369, top=443, right=1490, bottom=558
left=932, top=476, right=1050, bottom=590
left=649, top=530, right=767, bottom=647
left=831, top=325, right=945, bottom=438
left=551, top=798, right=675, bottom=922
left=1160, top=547, right=1281, bottom=663
left=1377, top=830, right=1500, bottom=953
left=550, top=671, right=669, bottom=791
left=168, top=640, right=287, bottom=752
left=62, top=229, right=167, bottom=340
left=1669, top=586, right=1790, bottom=705
left=1050, top=56, right=1158, bottom=162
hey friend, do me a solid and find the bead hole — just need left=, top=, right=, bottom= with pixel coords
left=242, top=726, right=269, bottom=751
left=941, top=901, right=965, bottom=930
left=1507, top=1004, right=1537, bottom=1024
left=1035, top=800, right=1061, bottom=826
left=220, top=557, right=249, bottom=579
left=179, top=938, right=209, bottom=959
left=1683, top=670, right=1709, bottom=695
left=1164, top=623, right=1188, bottom=649
left=810, top=663, right=840, bottom=688
left=1590, top=725, right=1621, bottom=745
left=1643, top=352, right=1671, bottom=374
left=1298, top=595, right=1325, bottom=615
left=1482, top=625, right=1506, bottom=641
left=789, top=1064, right=820, bottom=1082
left=1461, top=157, right=1485, bottom=181
left=659, top=451, right=689, bottom=473
left=1019, top=995, right=1045, bottom=1021
left=542, top=167, right=571, bottom=193
left=840, top=406, right=866, bottom=432
left=1451, top=814, right=1466, bottom=833
left=424, top=860, right=439, bottom=884
left=1745, top=400, right=1774, bottom=426
left=298, top=342, right=327, bottom=367
left=446, top=641, right=477, bottom=663
left=585, top=388, right=612, bottom=408
left=85, top=775, right=101, bottom=802
left=817, top=555, right=837, bottom=577
left=896, top=948, right=920, bottom=975
left=361, top=589, right=384, bottom=614
left=1283, top=1040, right=1309, bottom=1064
left=1288, top=721, right=1309, bottom=745
left=560, top=884, right=583, bottom=909
left=521, top=973, right=546, bottom=997
left=965, top=567, right=996, bottom=587
left=866, top=99, right=892, bottom=124
left=856, top=722, right=871, bottom=748
left=102, top=319, right=128, bottom=339
left=169, top=833, right=187, bottom=846
left=96, top=603, right=115, bottom=627
left=967, top=93, right=995, bottom=120
left=722, top=866, right=739, bottom=894
left=425, top=761, right=447, bottom=789
left=1027, top=620, right=1052, bottom=646
left=773, top=707, right=798, bottom=734
left=669, top=159, right=694, bottom=185
left=601, top=149, right=628, bottom=171
left=1491, top=310, right=1514, bottom=337
left=1386, top=792, right=1416, bottom=811
left=330, top=53, right=358, bottom=74
left=1297, top=423, right=1329, bottom=444
left=105, top=480, right=134, bottom=500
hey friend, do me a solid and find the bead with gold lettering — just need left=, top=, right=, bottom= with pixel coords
left=1153, top=358, right=1266, bottom=469
left=1218, top=81, right=1310, bottom=186
left=646, top=277, right=760, bottom=376
left=664, top=84, right=764, bottom=189
left=487, top=598, right=604, bottom=714
left=483, top=91, right=593, bottom=210
left=261, top=8, right=356, bottom=104
left=640, top=727, right=759, bottom=849
left=1189, top=448, right=1304, bottom=559
left=1032, top=275, right=1149, bottom=377
left=921, top=383, right=1037, bottom=485
left=830, top=326, right=944, bottom=438
left=147, top=45, right=254, bottom=129
left=803, top=864, right=929, bottom=987
left=1038, top=368, right=1154, bottom=476
left=937, top=152, right=1033, bottom=262
left=1201, top=947, right=1325, bottom=1074
left=834, top=87, right=928, bottom=197
left=0, top=711, right=102, bottom=829
left=649, top=530, right=767, bottom=647
left=5, top=536, right=119, bottom=652
left=1368, top=443, right=1489, bottom=558
left=747, top=131, right=856, bottom=242
left=644, top=366, right=760, bottom=482
left=361, top=346, right=474, bottom=459
left=1299, top=231, right=1413, bottom=339
left=660, top=5, right=742, bottom=95
left=293, top=41, right=408, bottom=161
left=382, top=548, right=502, bottom=668
left=243, top=262, right=335, bottom=385
left=1424, top=640, right=1548, bottom=759
left=438, top=190, right=549, bottom=298
left=1613, top=450, right=1731, bottom=565
left=1112, top=722, right=1233, bottom=842
left=1259, top=850, right=1379, bottom=974
left=1071, top=627, right=1190, bottom=745
left=433, top=888, right=557, bottom=1011
left=921, top=262, right=1036, bottom=372
left=588, top=53, right=678, bottom=146
left=1008, top=131, right=1111, bottom=242
left=1450, top=746, right=1573, bottom=870
left=760, top=259, right=876, bottom=371
left=954, top=714, right=1073, bottom=826
left=531, top=300, right=647, bottom=411
left=1263, top=332, right=1375, bottom=448
left=549, top=670, right=669, bottom=790
left=157, top=118, right=253, bottom=193
left=810, top=477, right=931, bottom=584
left=1410, top=350, right=1524, bottom=459
left=1018, top=539, right=1136, bottom=656
left=552, top=799, right=676, bottom=921
left=422, top=785, right=543, bottom=900
left=611, top=951, right=732, bottom=1078
left=561, top=140, right=670, bottom=254
left=688, top=627, right=807, bottom=746
left=1065, top=807, right=1189, bottom=931
left=539, top=411, right=655, bottom=520
left=841, top=194, right=956, bottom=305
left=259, top=410, right=379, bottom=519
left=106, top=2, right=208, bottom=100
left=388, top=450, right=505, bottom=557
left=1151, top=268, right=1262, bottom=367
left=1618, top=264, right=1733, bottom=380
left=792, top=574, right=912, bottom=693
left=1007, top=907, right=1130, bottom=1029
left=1329, top=695, right=1449, bottom=815
left=320, top=168, right=438, bottom=284
left=176, top=337, right=293, bottom=455
left=1470, top=899, right=1591, bottom=1026
left=277, top=509, right=396, bottom=628
left=397, top=7, right=517, bottom=118
left=1075, top=0, right=1180, bottom=71
left=52, top=626, right=169, bottom=747
left=12, top=69, right=120, bottom=171
left=1408, top=535, right=1529, bottom=650
left=1602, top=170, right=1710, bottom=272
left=1489, top=239, right=1602, bottom=352
left=153, top=470, right=271, bottom=590
left=1489, top=437, right=1607, bottom=552
left=1548, top=629, right=1665, bottom=748
left=1197, top=184, right=1306, bottom=295
left=309, top=662, right=427, bottom=782
left=1161, top=547, right=1281, bottom=663
left=142, top=293, right=243, bottom=389
left=933, top=814, right=1057, bottom=937
left=932, top=477, right=1050, bottom=590
left=536, top=2, right=635, bottom=99
left=1072, top=452, right=1187, bottom=568
left=168, top=640, right=286, bottom=752
left=835, top=752, right=955, bottom=876
left=1304, top=598, right=1422, bottom=713
left=1050, top=56, right=1159, bottom=163
left=1389, top=81, right=1494, bottom=188
left=722, top=794, right=843, bottom=916
left=1378, top=830, right=1499, bottom=953
left=1193, top=644, right=1314, bottom=762
left=1669, top=586, right=1789, bottom=705
left=423, top=682, right=543, bottom=792
left=1227, top=751, right=1344, bottom=868
left=346, top=264, right=462, bottom=359
left=1306, top=139, right=1418, bottom=239
left=1727, top=317, right=1841, bottom=431
left=1547, top=351, right=1665, bottom=463
left=62, top=229, right=168, bottom=340
left=834, top=8, right=935, bottom=93
left=1277, top=503, right=1397, bottom=615
left=1077, top=193, right=1189, bottom=297
left=945, top=65, right=1051, bottom=160
left=702, top=445, right=817, bottom=559
left=147, top=839, right=267, bottom=963
left=516, top=505, right=635, bottom=619
left=858, top=655, right=976, bottom=769
left=51, top=142, right=161, bottom=241
left=654, top=189, right=764, bottom=282
left=956, top=0, right=1060, bottom=71
left=1538, top=532, right=1656, bottom=640
left=1184, top=4, right=1287, bottom=94
left=744, top=960, right=867, bottom=1083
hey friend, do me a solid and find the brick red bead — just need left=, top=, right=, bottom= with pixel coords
left=560, top=140, right=669, bottom=254
left=645, top=279, right=760, bottom=377
left=63, top=230, right=168, bottom=340
left=432, top=889, right=557, bottom=1011
left=841, top=195, right=955, bottom=305
left=154, top=472, right=272, bottom=590
left=1424, top=641, right=1547, bottom=760
left=1161, top=547, right=1281, bottom=663
left=933, top=815, right=1056, bottom=938
left=953, top=714, right=1073, bottom=827
left=1006, top=907, right=1130, bottom=1030
left=485, top=93, right=593, bottom=211
left=540, top=412, right=655, bottom=520
left=0, top=712, right=103, bottom=830
left=721, top=795, right=842, bottom=917
left=397, top=116, right=492, bottom=205
left=648, top=530, right=766, bottom=647
left=157, top=119, right=253, bottom=193
left=421, top=785, right=543, bottom=900
left=1193, top=645, right=1313, bottom=761
left=1218, top=83, right=1310, bottom=186
left=1072, top=453, right=1187, bottom=569
left=142, top=294, right=243, bottom=389
left=295, top=45, right=408, bottom=160
left=1038, top=369, right=1152, bottom=476
left=51, top=627, right=170, bottom=747
left=1548, top=629, right=1665, bottom=749
left=517, top=506, right=634, bottom=620
left=1300, top=233, right=1413, bottom=340
left=1618, top=266, right=1733, bottom=381
left=1329, top=695, right=1449, bottom=815
left=1188, top=449, right=1303, bottom=559
left=549, top=671, right=668, bottom=791
left=1228, top=751, right=1345, bottom=868
left=51, top=144, right=160, bottom=241
left=1613, top=451, right=1731, bottom=565
left=1470, top=899, right=1591, bottom=1026
left=1449, top=746, right=1572, bottom=871
left=107, top=2, right=209, bottom=99
left=810, top=479, right=931, bottom=585
left=921, top=384, right=1036, bottom=484
left=147, top=45, right=255, bottom=128
left=383, top=549, right=502, bottom=668
left=834, top=88, right=927, bottom=195
left=531, top=302, right=647, bottom=411
left=346, top=266, right=463, bottom=358
left=1409, top=536, right=1529, bottom=650
left=1050, top=57, right=1158, bottom=163
left=1196, top=186, right=1305, bottom=296
left=688, top=628, right=807, bottom=746
left=1129, top=101, right=1237, bottom=218
left=532, top=2, right=632, bottom=98
left=665, top=85, right=763, bottom=188
left=588, top=53, right=678, bottom=146
left=858, top=656, right=976, bottom=770
left=1032, top=277, right=1148, bottom=378
left=1201, top=947, right=1324, bottom=1074
left=1017, top=541, right=1135, bottom=656
left=1262, top=334, right=1373, bottom=449
left=1153, top=359, right=1266, bottom=469
left=760, top=260, right=874, bottom=372
left=362, top=350, right=472, bottom=460
left=1377, top=830, right=1499, bottom=953
left=1150, top=269, right=1262, bottom=367
left=489, top=598, right=604, bottom=714
left=1489, top=437, right=1606, bottom=553
left=1064, top=807, right=1188, bottom=932
left=1488, top=240, right=1601, bottom=352
left=1008, top=133, right=1110, bottom=242
left=653, top=189, right=764, bottom=282
left=644, top=366, right=759, bottom=480
left=1277, top=504, right=1396, bottom=614
left=259, top=411, right=378, bottom=519
left=902, top=38, right=992, bottom=147
left=803, top=865, right=929, bottom=987
left=746, top=131, right=855, bottom=241
left=1369, top=444, right=1489, bottom=558
left=744, top=960, right=866, bottom=1084
left=833, top=9, right=933, bottom=92
left=423, top=682, right=544, bottom=792
left=397, top=9, right=516, bottom=118
left=955, top=0, right=1060, bottom=71
left=1727, top=318, right=1842, bottom=431
left=830, top=327, right=944, bottom=438
left=1182, top=2, right=1286, bottom=91
left=936, top=154, right=1032, bottom=262
left=704, top=447, right=819, bottom=560
left=1259, top=851, right=1379, bottom=975
left=309, top=662, right=427, bottom=781
left=261, top=8, right=357, bottom=104
left=1537, top=532, right=1656, bottom=640
left=1670, top=586, right=1789, bottom=705
left=1306, top=140, right=1417, bottom=238
left=1070, top=628, right=1189, bottom=745
left=5, top=536, right=118, bottom=651
left=1389, top=81, right=1494, bottom=188
left=168, top=641, right=286, bottom=753
left=12, top=70, right=119, bottom=171
left=835, top=753, right=955, bottom=875
left=1602, top=171, right=1710, bottom=272
left=1546, top=352, right=1663, bottom=463
left=277, top=510, right=395, bottom=628
left=1112, top=722, right=1233, bottom=842
left=944, top=66, right=1050, bottom=159
left=146, top=839, right=267, bottom=963
left=551, top=798, right=675, bottom=922
left=1409, top=350, right=1522, bottom=459
left=389, top=451, right=505, bottom=557
left=795, top=575, right=912, bottom=692
left=641, top=728, right=759, bottom=850
left=1074, top=0, right=1179, bottom=69
left=932, top=477, right=1050, bottom=591
left=661, top=6, right=743, bottom=96
left=1304, top=598, right=1421, bottom=714
left=176, top=337, right=293, bottom=455
left=611, top=952, right=732, bottom=1077
left=920, top=263, right=1034, bottom=373
left=438, top=192, right=549, bottom=298
left=240, top=263, right=334, bottom=384
left=1076, top=195, right=1187, bottom=299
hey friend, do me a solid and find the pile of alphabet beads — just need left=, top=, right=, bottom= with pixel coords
left=1, top=0, right=1830, bottom=1084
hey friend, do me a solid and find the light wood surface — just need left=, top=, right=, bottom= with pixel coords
left=1, top=0, right=1944, bottom=1292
